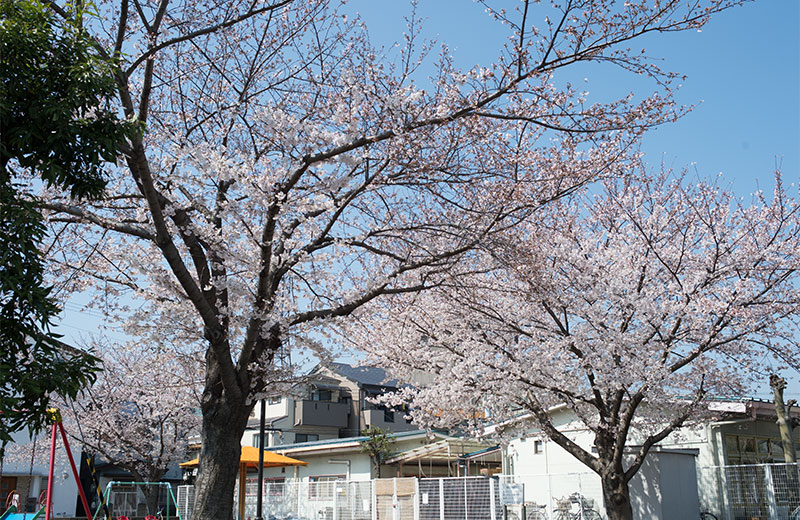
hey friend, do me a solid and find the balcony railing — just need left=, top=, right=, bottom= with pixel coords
left=294, top=400, right=349, bottom=427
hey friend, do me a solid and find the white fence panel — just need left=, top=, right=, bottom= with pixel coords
left=499, top=473, right=604, bottom=520
left=184, top=473, right=610, bottom=520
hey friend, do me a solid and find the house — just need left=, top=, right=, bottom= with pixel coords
left=234, top=430, right=501, bottom=520
left=663, top=398, right=800, bottom=520
left=662, top=397, right=800, bottom=467
left=498, top=398, right=800, bottom=520
left=266, top=430, right=501, bottom=480
left=496, top=404, right=702, bottom=520
left=246, top=362, right=420, bottom=448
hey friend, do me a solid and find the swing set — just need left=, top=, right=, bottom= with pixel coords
left=0, top=408, right=83, bottom=520
left=1, top=409, right=182, bottom=520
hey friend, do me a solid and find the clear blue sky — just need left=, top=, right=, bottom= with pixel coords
left=56, top=0, right=800, bottom=397
left=349, top=0, right=799, bottom=196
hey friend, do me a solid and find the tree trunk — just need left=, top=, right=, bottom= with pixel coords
left=601, top=469, right=634, bottom=520
left=770, top=374, right=797, bottom=463
left=192, top=399, right=252, bottom=520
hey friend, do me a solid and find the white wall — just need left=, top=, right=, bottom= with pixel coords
left=257, top=452, right=374, bottom=482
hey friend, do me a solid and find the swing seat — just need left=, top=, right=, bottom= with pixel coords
left=116, top=516, right=130, bottom=520
left=145, top=516, right=158, bottom=520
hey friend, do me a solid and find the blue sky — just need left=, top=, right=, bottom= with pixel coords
left=55, top=0, right=800, bottom=396
left=349, top=0, right=799, bottom=196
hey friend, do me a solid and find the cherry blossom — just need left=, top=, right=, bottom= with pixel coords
left=38, top=1, right=740, bottom=518
left=351, top=172, right=800, bottom=520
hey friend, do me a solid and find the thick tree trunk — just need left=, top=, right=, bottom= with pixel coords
left=601, top=469, right=634, bottom=520
left=192, top=399, right=252, bottom=520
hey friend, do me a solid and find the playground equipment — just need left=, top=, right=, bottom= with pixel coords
left=1, top=491, right=46, bottom=520
left=1, top=505, right=46, bottom=520
left=91, top=482, right=182, bottom=520
left=0, top=505, right=16, bottom=520
left=41, top=408, right=93, bottom=520
left=23, top=408, right=183, bottom=520
left=1, top=485, right=46, bottom=520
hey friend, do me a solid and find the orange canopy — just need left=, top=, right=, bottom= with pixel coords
left=180, top=446, right=308, bottom=468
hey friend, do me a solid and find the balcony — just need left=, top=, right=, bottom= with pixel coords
left=294, top=400, right=349, bottom=428
left=362, top=408, right=416, bottom=432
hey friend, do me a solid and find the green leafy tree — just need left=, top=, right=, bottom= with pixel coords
left=0, top=0, right=131, bottom=195
left=0, top=186, right=100, bottom=444
left=360, top=427, right=395, bottom=478
left=0, top=0, right=132, bottom=444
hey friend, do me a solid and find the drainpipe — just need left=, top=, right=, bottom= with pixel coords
left=358, top=389, right=364, bottom=434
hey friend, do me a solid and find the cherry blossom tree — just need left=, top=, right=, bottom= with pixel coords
left=352, top=173, right=800, bottom=520
left=37, top=0, right=740, bottom=518
left=4, top=342, right=200, bottom=516
left=61, top=342, right=201, bottom=485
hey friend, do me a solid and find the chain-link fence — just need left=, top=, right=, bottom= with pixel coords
left=697, top=462, right=800, bottom=520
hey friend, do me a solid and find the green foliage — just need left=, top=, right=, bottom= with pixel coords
left=0, top=184, right=100, bottom=443
left=0, top=0, right=130, bottom=441
left=360, top=426, right=395, bottom=477
left=0, top=0, right=133, bottom=197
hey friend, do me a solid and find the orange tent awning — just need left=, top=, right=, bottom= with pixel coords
left=179, top=445, right=308, bottom=468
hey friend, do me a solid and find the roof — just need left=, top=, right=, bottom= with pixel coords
left=384, top=439, right=499, bottom=465
left=326, top=362, right=399, bottom=388
left=271, top=430, right=453, bottom=457
left=481, top=397, right=800, bottom=438
left=180, top=446, right=308, bottom=468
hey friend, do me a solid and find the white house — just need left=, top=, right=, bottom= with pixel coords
left=497, top=398, right=800, bottom=520
left=229, top=430, right=500, bottom=520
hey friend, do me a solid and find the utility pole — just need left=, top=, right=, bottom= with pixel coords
left=255, top=398, right=266, bottom=520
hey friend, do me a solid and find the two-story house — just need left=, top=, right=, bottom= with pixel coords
left=247, top=362, right=417, bottom=448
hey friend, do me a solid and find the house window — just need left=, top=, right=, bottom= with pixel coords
left=308, top=475, right=344, bottom=500
left=246, top=477, right=286, bottom=498
left=254, top=433, right=272, bottom=448
left=534, top=440, right=544, bottom=454
left=266, top=478, right=286, bottom=497
left=312, top=389, right=332, bottom=402
left=725, top=434, right=787, bottom=464
left=268, top=396, right=282, bottom=405
left=383, top=408, right=394, bottom=423
left=295, top=433, right=319, bottom=443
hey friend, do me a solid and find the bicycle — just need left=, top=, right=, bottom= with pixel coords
left=699, top=512, right=718, bottom=520
left=552, top=493, right=602, bottom=520
left=523, top=502, right=548, bottom=520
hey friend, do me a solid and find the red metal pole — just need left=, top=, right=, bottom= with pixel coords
left=46, top=422, right=58, bottom=520
left=58, top=422, right=92, bottom=519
